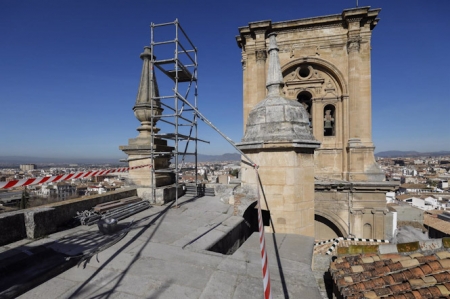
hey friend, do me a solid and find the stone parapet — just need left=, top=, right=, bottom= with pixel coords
left=0, top=188, right=137, bottom=244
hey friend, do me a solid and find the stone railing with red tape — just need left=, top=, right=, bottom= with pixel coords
left=0, top=164, right=152, bottom=189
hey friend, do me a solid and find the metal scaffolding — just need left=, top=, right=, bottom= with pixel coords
left=149, top=19, right=208, bottom=205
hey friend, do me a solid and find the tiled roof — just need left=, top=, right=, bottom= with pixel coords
left=425, top=214, right=450, bottom=235
left=396, top=194, right=414, bottom=201
left=330, top=238, right=450, bottom=299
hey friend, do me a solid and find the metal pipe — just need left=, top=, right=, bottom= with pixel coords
left=174, top=91, right=256, bottom=166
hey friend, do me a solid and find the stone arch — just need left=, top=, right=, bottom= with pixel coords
left=314, top=209, right=348, bottom=238
left=315, top=214, right=344, bottom=239
left=363, top=223, right=373, bottom=239
left=281, top=57, right=348, bottom=96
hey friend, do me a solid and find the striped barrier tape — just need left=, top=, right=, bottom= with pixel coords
left=0, top=164, right=152, bottom=190
left=254, top=166, right=272, bottom=299
left=317, top=237, right=390, bottom=255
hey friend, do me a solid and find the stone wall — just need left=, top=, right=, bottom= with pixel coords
left=0, top=188, right=137, bottom=245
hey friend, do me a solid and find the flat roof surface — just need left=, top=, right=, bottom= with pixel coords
left=2, top=194, right=321, bottom=299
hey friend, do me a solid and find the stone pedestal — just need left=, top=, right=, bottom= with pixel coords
left=238, top=143, right=318, bottom=236
left=120, top=137, right=174, bottom=187
left=346, top=138, right=385, bottom=182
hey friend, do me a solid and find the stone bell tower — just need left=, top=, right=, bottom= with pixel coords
left=120, top=47, right=175, bottom=199
left=237, top=8, right=398, bottom=241
left=237, top=33, right=320, bottom=236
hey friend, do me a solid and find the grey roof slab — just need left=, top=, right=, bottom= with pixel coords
left=9, top=195, right=322, bottom=299
left=199, top=270, right=238, bottom=299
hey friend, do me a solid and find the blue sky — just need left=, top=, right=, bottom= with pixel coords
left=1, top=0, right=449, bottom=160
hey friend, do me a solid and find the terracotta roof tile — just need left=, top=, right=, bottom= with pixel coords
left=330, top=246, right=450, bottom=299
left=437, top=251, right=450, bottom=259
left=439, top=259, right=450, bottom=269
left=411, top=290, right=422, bottom=299
left=392, top=272, right=407, bottom=283
left=404, top=270, right=417, bottom=280
left=374, top=286, right=392, bottom=296
left=419, top=264, right=434, bottom=275
left=409, top=267, right=425, bottom=278
left=437, top=284, right=450, bottom=295
left=392, top=256, right=413, bottom=263
left=374, top=260, right=386, bottom=267
left=428, top=285, right=442, bottom=297
left=416, top=255, right=437, bottom=263
left=400, top=258, right=420, bottom=268
left=383, top=275, right=396, bottom=285
left=388, top=261, right=405, bottom=271
left=434, top=272, right=450, bottom=283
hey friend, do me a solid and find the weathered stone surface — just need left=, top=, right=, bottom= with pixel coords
left=0, top=188, right=137, bottom=242
left=0, top=212, right=26, bottom=246
left=237, top=7, right=385, bottom=182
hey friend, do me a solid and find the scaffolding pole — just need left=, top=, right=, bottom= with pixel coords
left=149, top=20, right=208, bottom=207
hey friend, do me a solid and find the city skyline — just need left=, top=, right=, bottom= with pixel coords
left=1, top=0, right=449, bottom=160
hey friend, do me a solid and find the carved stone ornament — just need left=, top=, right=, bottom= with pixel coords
left=347, top=36, right=361, bottom=53
left=255, top=49, right=267, bottom=62
left=241, top=59, right=246, bottom=70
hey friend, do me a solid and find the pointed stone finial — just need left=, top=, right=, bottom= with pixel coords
left=266, top=33, right=284, bottom=96
left=135, top=47, right=160, bottom=106
left=133, top=46, right=163, bottom=138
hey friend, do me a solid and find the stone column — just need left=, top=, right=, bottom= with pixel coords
left=255, top=48, right=267, bottom=104
left=350, top=209, right=364, bottom=238
left=347, top=29, right=361, bottom=140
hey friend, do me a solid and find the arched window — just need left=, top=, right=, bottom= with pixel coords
left=363, top=223, right=372, bottom=239
left=323, top=104, right=335, bottom=136
left=297, top=91, right=312, bottom=129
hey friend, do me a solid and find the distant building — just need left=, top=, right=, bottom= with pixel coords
left=20, top=164, right=36, bottom=171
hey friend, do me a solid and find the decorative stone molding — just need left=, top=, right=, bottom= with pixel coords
left=255, top=49, right=267, bottom=62
left=371, top=208, right=388, bottom=215
left=281, top=57, right=349, bottom=95
left=347, top=36, right=361, bottom=53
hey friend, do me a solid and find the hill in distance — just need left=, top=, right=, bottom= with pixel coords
left=0, top=153, right=242, bottom=166
left=375, top=150, right=450, bottom=158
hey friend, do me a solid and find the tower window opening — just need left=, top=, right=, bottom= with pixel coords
left=299, top=65, right=310, bottom=78
left=297, top=91, right=312, bottom=130
left=324, top=104, right=335, bottom=136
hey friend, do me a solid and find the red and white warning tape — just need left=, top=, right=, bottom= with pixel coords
left=0, top=164, right=152, bottom=190
left=254, top=166, right=272, bottom=299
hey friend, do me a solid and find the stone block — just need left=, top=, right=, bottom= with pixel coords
left=378, top=244, right=398, bottom=254
left=258, top=167, right=286, bottom=185
left=24, top=207, right=57, bottom=239
left=139, top=184, right=184, bottom=205
left=397, top=241, right=420, bottom=253
left=419, top=239, right=443, bottom=251
left=0, top=211, right=26, bottom=246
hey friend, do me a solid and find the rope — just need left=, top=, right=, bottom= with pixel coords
left=254, top=166, right=272, bottom=299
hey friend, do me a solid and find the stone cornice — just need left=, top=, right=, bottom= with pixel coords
left=236, top=7, right=380, bottom=49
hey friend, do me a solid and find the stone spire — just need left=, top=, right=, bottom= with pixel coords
left=133, top=46, right=163, bottom=138
left=265, top=33, right=284, bottom=97
left=239, top=33, right=318, bottom=144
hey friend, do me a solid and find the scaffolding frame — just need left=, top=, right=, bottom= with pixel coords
left=149, top=19, right=208, bottom=206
